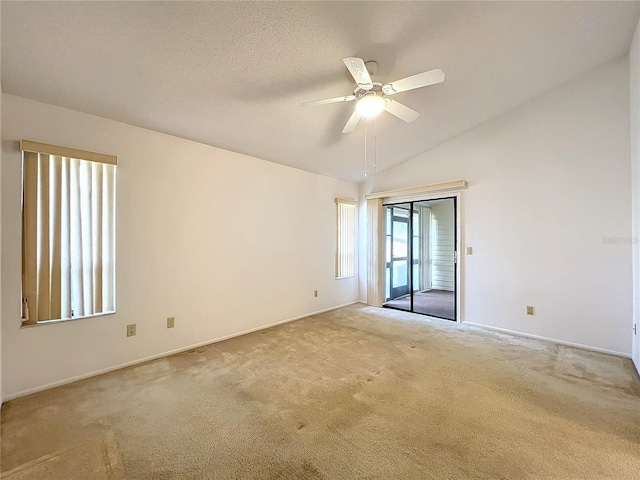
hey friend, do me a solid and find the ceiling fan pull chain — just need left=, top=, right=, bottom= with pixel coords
left=364, top=119, right=368, bottom=177
left=374, top=118, right=377, bottom=173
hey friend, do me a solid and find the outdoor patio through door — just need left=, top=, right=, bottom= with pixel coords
left=383, top=197, right=457, bottom=321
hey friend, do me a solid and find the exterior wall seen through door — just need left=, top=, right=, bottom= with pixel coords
left=430, top=201, right=455, bottom=292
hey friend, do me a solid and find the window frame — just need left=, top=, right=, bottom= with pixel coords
left=20, top=140, right=117, bottom=326
left=335, top=198, right=357, bottom=279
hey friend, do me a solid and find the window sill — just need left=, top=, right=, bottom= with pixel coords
left=20, top=311, right=116, bottom=328
left=335, top=275, right=356, bottom=280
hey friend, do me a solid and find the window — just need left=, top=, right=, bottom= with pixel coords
left=335, top=198, right=357, bottom=279
left=21, top=140, right=117, bottom=325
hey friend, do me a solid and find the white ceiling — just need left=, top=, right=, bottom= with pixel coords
left=2, top=2, right=639, bottom=183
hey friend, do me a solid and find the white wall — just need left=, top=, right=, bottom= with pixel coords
left=430, top=201, right=455, bottom=291
left=361, top=56, right=632, bottom=356
left=1, top=94, right=359, bottom=400
left=631, top=21, right=640, bottom=373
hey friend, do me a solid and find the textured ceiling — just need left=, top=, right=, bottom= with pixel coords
left=2, top=2, right=639, bottom=182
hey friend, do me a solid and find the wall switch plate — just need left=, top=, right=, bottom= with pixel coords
left=167, top=317, right=175, bottom=328
left=466, top=247, right=473, bottom=255
left=127, top=324, right=136, bottom=337
left=314, top=290, right=318, bottom=297
left=526, top=306, right=534, bottom=315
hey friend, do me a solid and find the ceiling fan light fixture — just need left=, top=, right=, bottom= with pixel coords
left=356, top=94, right=386, bottom=118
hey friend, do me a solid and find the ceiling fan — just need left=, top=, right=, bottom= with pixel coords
left=302, top=57, right=445, bottom=133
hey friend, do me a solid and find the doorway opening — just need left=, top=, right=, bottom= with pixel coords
left=383, top=197, right=456, bottom=321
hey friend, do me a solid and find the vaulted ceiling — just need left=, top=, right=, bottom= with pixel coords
left=2, top=2, right=639, bottom=182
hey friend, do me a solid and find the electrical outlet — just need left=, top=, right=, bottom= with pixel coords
left=167, top=317, right=175, bottom=328
left=526, top=306, right=534, bottom=315
left=314, top=290, right=318, bottom=297
left=127, top=324, right=136, bottom=337
left=466, top=247, right=473, bottom=255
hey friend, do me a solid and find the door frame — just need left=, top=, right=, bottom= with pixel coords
left=381, top=191, right=463, bottom=323
left=387, top=204, right=412, bottom=299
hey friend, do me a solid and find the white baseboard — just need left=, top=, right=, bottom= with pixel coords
left=2, top=301, right=358, bottom=403
left=464, top=322, right=631, bottom=358
left=632, top=358, right=640, bottom=383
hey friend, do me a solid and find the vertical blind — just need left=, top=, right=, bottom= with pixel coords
left=21, top=141, right=117, bottom=324
left=366, top=198, right=384, bottom=306
left=336, top=199, right=357, bottom=279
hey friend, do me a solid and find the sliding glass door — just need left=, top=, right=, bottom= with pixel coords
left=386, top=204, right=411, bottom=303
left=383, top=198, right=457, bottom=321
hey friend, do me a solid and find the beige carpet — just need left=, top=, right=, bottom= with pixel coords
left=1, top=304, right=639, bottom=479
left=1, top=432, right=124, bottom=479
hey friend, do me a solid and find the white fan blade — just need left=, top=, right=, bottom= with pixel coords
left=342, top=110, right=362, bottom=133
left=302, top=95, right=356, bottom=107
left=382, top=69, right=445, bottom=95
left=384, top=99, right=420, bottom=123
left=343, top=57, right=373, bottom=90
